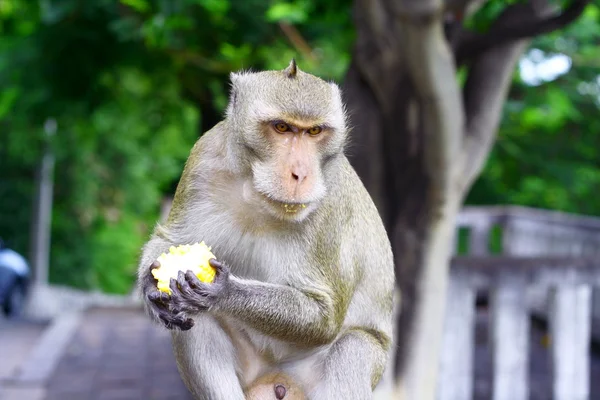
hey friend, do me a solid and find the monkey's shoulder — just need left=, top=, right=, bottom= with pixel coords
left=182, top=121, right=229, bottom=173
left=321, top=157, right=389, bottom=242
left=314, top=157, right=394, bottom=275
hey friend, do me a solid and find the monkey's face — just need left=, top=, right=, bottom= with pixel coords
left=226, top=62, right=347, bottom=222
left=250, top=119, right=328, bottom=220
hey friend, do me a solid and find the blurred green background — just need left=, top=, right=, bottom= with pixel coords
left=1, top=0, right=598, bottom=294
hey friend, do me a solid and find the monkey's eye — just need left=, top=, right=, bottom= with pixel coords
left=274, top=122, right=290, bottom=133
left=308, top=126, right=322, bottom=136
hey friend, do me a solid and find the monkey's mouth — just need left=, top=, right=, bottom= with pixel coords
left=280, top=202, right=308, bottom=214
left=260, top=196, right=309, bottom=214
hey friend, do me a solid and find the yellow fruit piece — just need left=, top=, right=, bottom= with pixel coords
left=151, top=242, right=217, bottom=295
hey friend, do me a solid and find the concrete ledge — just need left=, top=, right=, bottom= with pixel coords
left=24, top=283, right=142, bottom=321
left=17, top=312, right=81, bottom=384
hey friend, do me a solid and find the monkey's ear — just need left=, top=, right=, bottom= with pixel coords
left=229, top=72, right=241, bottom=86
left=329, top=82, right=343, bottom=101
left=328, top=82, right=347, bottom=131
left=228, top=72, right=248, bottom=103
left=283, top=59, right=297, bottom=78
left=227, top=72, right=242, bottom=117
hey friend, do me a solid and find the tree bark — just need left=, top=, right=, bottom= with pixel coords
left=343, top=0, right=588, bottom=398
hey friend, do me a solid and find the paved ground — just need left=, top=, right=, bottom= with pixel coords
left=0, top=318, right=47, bottom=382
left=43, top=308, right=193, bottom=400
left=3, top=306, right=600, bottom=400
left=0, top=316, right=49, bottom=400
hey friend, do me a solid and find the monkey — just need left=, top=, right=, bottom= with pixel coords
left=137, top=59, right=395, bottom=400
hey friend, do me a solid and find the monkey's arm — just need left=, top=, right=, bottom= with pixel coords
left=173, top=261, right=345, bottom=347
left=218, top=277, right=341, bottom=346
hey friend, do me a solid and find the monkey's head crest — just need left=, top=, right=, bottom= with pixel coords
left=283, top=59, right=298, bottom=79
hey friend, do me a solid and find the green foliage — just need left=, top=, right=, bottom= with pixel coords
left=1, top=0, right=597, bottom=294
left=266, top=2, right=310, bottom=24
left=467, top=3, right=600, bottom=217
left=1, top=0, right=199, bottom=293
left=0, top=0, right=353, bottom=293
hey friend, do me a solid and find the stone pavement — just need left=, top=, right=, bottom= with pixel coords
left=42, top=307, right=193, bottom=400
left=3, top=306, right=600, bottom=400
left=0, top=307, right=193, bottom=400
left=0, top=317, right=49, bottom=400
left=0, top=318, right=47, bottom=382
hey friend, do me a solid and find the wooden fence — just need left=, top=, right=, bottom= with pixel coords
left=439, top=206, right=600, bottom=400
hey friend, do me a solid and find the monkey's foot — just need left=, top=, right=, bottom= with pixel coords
left=245, top=372, right=306, bottom=400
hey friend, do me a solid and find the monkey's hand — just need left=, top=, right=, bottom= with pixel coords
left=169, top=258, right=231, bottom=315
left=142, top=261, right=195, bottom=331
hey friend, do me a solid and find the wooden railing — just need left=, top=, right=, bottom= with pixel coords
left=438, top=206, right=600, bottom=400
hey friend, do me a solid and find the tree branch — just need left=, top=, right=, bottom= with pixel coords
left=458, top=39, right=529, bottom=193
left=458, top=0, right=588, bottom=193
left=456, top=0, right=590, bottom=64
left=445, top=0, right=487, bottom=19
left=396, top=0, right=464, bottom=196
left=278, top=22, right=317, bottom=62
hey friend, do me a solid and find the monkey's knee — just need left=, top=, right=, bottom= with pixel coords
left=245, top=372, right=306, bottom=400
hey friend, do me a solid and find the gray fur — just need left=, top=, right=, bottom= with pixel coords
left=137, top=62, right=395, bottom=399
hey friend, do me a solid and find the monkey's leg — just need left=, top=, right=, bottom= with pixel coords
left=171, top=314, right=245, bottom=400
left=308, top=329, right=388, bottom=400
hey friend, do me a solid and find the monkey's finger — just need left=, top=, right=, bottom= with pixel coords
left=171, top=312, right=194, bottom=330
left=184, top=270, right=204, bottom=289
left=177, top=270, right=197, bottom=299
left=209, top=258, right=222, bottom=269
left=178, top=317, right=195, bottom=331
left=169, top=277, right=180, bottom=295
left=142, top=262, right=160, bottom=285
left=212, top=261, right=230, bottom=284
left=148, top=290, right=170, bottom=306
left=159, top=312, right=195, bottom=331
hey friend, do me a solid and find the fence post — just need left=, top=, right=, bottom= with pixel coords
left=550, top=283, right=591, bottom=400
left=469, top=219, right=490, bottom=256
left=438, top=268, right=475, bottom=400
left=491, top=273, right=529, bottom=400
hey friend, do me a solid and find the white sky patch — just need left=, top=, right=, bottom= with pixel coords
left=519, top=48, right=572, bottom=86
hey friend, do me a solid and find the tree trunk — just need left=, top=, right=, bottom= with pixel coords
left=345, top=49, right=461, bottom=400
left=344, top=3, right=462, bottom=398
left=343, top=0, right=588, bottom=398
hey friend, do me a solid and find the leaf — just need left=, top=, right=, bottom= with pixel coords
left=120, top=0, right=150, bottom=13
left=190, top=0, right=230, bottom=16
left=266, top=2, right=308, bottom=24
left=0, top=86, right=19, bottom=118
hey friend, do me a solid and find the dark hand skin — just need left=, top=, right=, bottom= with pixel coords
left=143, top=259, right=230, bottom=331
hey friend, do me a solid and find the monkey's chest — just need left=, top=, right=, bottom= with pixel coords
left=211, top=227, right=308, bottom=282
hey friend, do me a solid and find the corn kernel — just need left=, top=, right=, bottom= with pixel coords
left=151, top=242, right=216, bottom=294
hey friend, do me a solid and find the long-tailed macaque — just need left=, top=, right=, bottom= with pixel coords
left=137, top=60, right=395, bottom=400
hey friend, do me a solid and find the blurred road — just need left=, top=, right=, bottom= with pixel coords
left=0, top=318, right=46, bottom=381
left=0, top=308, right=192, bottom=400
left=2, top=306, right=599, bottom=400
left=43, top=308, right=193, bottom=400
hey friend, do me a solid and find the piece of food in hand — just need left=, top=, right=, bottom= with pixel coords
left=151, top=242, right=217, bottom=294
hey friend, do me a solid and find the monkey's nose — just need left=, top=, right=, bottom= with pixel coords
left=291, top=169, right=307, bottom=184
